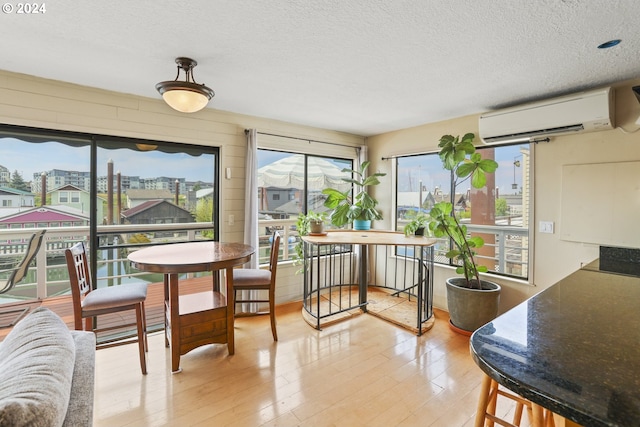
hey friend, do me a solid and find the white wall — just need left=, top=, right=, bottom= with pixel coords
left=366, top=79, right=640, bottom=313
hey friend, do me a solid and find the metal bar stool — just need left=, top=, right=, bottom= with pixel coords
left=475, top=374, right=556, bottom=427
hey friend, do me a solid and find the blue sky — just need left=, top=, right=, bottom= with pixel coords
left=397, top=144, right=526, bottom=195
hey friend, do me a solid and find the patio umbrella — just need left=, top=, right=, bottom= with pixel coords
left=257, top=155, right=351, bottom=192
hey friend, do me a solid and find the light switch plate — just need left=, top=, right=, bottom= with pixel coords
left=539, top=221, right=554, bottom=234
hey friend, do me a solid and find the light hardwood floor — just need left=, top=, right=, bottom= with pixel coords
left=92, top=303, right=528, bottom=427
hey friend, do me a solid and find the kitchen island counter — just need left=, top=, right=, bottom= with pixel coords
left=470, top=267, right=640, bottom=426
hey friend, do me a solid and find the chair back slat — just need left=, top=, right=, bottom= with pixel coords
left=64, top=242, right=92, bottom=330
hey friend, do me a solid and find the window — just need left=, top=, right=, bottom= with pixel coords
left=396, top=144, right=531, bottom=280
left=256, top=149, right=353, bottom=263
left=0, top=125, right=219, bottom=302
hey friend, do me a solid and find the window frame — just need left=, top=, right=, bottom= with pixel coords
left=0, top=123, right=220, bottom=287
left=256, top=148, right=356, bottom=264
left=395, top=143, right=532, bottom=281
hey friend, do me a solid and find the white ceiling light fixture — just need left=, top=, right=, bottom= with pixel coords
left=155, top=57, right=215, bottom=113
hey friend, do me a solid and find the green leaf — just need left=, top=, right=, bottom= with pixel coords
left=456, top=162, right=475, bottom=178
left=458, top=139, right=475, bottom=155
left=445, top=249, right=461, bottom=259
left=340, top=177, right=359, bottom=186
left=467, top=236, right=484, bottom=248
left=478, top=159, right=499, bottom=173
left=362, top=175, right=381, bottom=187
left=322, top=188, right=349, bottom=208
left=347, top=205, right=362, bottom=220
left=439, top=134, right=456, bottom=148
left=461, top=133, right=475, bottom=144
left=330, top=203, right=351, bottom=227
left=471, top=169, right=487, bottom=188
left=340, top=167, right=357, bottom=174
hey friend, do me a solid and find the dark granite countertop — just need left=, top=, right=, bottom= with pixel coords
left=470, top=268, right=640, bottom=427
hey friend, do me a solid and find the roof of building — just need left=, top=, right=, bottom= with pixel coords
left=0, top=186, right=34, bottom=196
left=126, top=189, right=174, bottom=200
left=121, top=199, right=193, bottom=218
left=0, top=205, right=88, bottom=223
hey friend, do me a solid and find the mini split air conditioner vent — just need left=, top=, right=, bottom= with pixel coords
left=482, top=124, right=585, bottom=144
left=479, top=88, right=614, bottom=145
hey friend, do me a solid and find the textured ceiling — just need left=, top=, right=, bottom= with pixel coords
left=3, top=1, right=640, bottom=136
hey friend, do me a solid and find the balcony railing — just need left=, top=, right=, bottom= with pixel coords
left=0, top=223, right=215, bottom=304
left=397, top=219, right=529, bottom=279
left=0, top=218, right=529, bottom=306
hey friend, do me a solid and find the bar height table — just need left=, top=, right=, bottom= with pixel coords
left=302, top=230, right=436, bottom=335
left=128, top=241, right=254, bottom=372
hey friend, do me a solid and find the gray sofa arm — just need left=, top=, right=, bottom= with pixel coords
left=62, top=331, right=96, bottom=427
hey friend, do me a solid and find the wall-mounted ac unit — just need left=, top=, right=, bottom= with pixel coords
left=479, top=87, right=614, bottom=145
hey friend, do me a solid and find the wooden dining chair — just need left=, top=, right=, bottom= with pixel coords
left=0, top=229, right=46, bottom=328
left=64, top=241, right=149, bottom=374
left=233, top=231, right=281, bottom=341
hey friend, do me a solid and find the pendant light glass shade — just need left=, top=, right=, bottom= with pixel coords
left=156, top=57, right=214, bottom=113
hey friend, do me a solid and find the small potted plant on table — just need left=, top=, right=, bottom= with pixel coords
left=403, top=213, right=430, bottom=236
left=293, top=210, right=327, bottom=273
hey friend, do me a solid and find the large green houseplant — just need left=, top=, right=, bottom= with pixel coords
left=322, top=161, right=386, bottom=230
left=427, top=133, right=501, bottom=333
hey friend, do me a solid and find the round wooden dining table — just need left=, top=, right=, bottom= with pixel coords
left=128, top=241, right=254, bottom=372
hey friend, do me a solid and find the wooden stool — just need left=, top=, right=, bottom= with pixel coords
left=475, top=375, right=556, bottom=427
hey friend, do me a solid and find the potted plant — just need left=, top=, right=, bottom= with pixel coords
left=306, top=210, right=327, bottom=235
left=292, top=210, right=326, bottom=273
left=426, top=133, right=501, bottom=334
left=403, top=212, right=430, bottom=236
left=322, top=161, right=386, bottom=230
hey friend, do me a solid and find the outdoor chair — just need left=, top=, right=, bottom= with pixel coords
left=0, top=229, right=46, bottom=328
left=64, top=241, right=149, bottom=374
left=233, top=231, right=281, bottom=341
